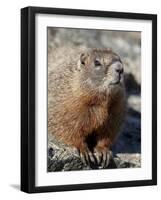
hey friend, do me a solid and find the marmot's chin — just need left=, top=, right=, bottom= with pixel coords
left=102, top=79, right=121, bottom=88
left=102, top=80, right=123, bottom=94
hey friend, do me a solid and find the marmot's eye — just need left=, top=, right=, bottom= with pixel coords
left=94, top=59, right=101, bottom=66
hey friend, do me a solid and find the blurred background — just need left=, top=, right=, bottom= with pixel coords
left=48, top=28, right=141, bottom=168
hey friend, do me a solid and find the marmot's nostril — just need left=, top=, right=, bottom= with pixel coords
left=116, top=68, right=123, bottom=74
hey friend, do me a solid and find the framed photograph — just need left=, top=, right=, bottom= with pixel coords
left=21, top=6, right=157, bottom=193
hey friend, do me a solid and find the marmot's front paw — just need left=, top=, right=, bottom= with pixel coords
left=94, top=146, right=112, bottom=168
left=77, top=145, right=96, bottom=166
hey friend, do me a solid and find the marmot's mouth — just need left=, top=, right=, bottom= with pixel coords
left=110, top=80, right=120, bottom=85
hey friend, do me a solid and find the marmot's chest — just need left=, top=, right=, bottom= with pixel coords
left=79, top=101, right=108, bottom=133
left=62, top=94, right=109, bottom=134
left=88, top=101, right=108, bottom=125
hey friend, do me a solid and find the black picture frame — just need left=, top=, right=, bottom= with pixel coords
left=21, top=6, right=157, bottom=193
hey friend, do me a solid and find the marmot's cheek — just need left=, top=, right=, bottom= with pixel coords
left=102, top=78, right=111, bottom=88
left=120, top=74, right=124, bottom=83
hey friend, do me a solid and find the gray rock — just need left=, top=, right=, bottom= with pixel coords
left=112, top=115, right=141, bottom=154
left=128, top=94, right=141, bottom=113
left=114, top=153, right=141, bottom=168
left=48, top=136, right=86, bottom=171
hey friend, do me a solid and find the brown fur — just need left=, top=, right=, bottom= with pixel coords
left=48, top=47, right=126, bottom=160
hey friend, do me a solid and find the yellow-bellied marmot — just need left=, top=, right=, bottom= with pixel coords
left=48, top=48, right=126, bottom=167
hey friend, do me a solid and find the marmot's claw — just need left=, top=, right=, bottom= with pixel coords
left=101, top=151, right=110, bottom=168
left=78, top=145, right=112, bottom=167
left=94, top=148, right=112, bottom=168
left=80, top=151, right=96, bottom=166
left=88, top=152, right=96, bottom=164
left=94, top=151, right=102, bottom=165
left=103, top=150, right=112, bottom=168
left=80, top=152, right=88, bottom=165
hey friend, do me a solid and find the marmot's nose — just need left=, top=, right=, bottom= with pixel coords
left=114, top=62, right=123, bottom=75
left=115, top=68, right=123, bottom=74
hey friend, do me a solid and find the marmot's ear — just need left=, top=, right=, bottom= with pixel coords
left=80, top=52, right=89, bottom=65
left=77, top=52, right=89, bottom=71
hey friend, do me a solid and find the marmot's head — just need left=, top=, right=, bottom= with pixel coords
left=77, top=48, right=124, bottom=94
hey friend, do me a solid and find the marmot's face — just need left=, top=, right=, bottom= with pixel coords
left=78, top=49, right=124, bottom=92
